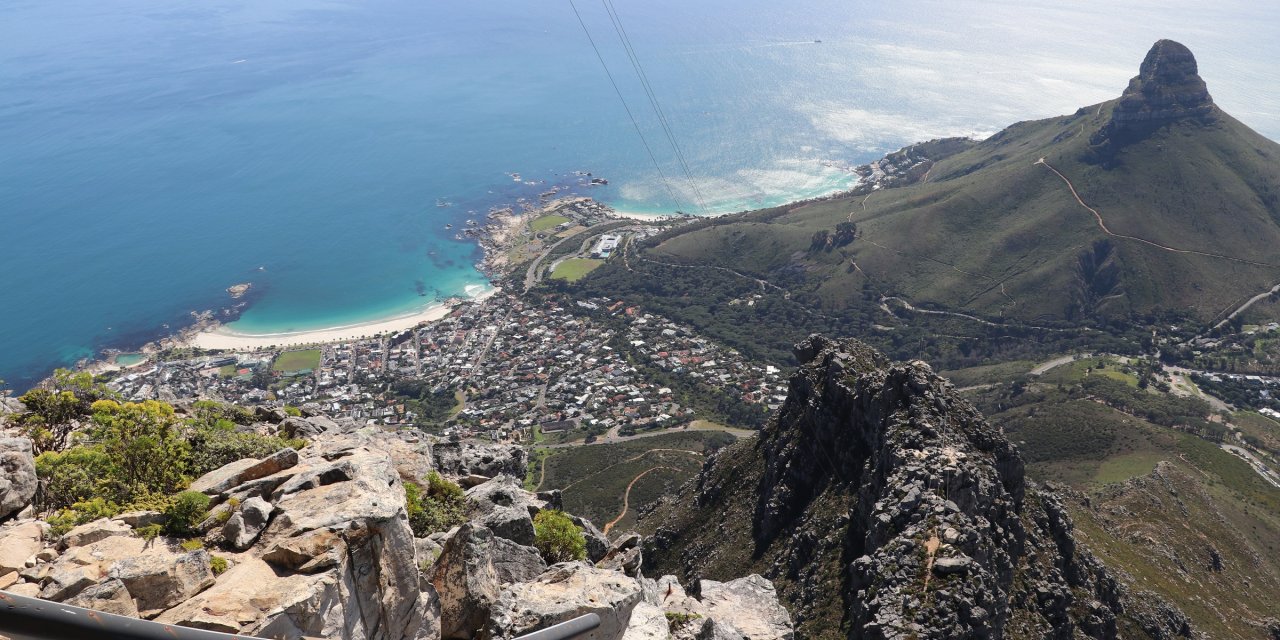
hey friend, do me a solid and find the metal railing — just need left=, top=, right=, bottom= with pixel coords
left=0, top=590, right=601, bottom=640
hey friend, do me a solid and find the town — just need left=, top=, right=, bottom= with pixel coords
left=98, top=290, right=786, bottom=444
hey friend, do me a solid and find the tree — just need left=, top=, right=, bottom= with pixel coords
left=85, top=399, right=190, bottom=501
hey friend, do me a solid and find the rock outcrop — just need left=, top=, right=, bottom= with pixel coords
left=0, top=437, right=37, bottom=520
left=4, top=406, right=790, bottom=640
left=432, top=523, right=547, bottom=639
left=643, top=335, right=1193, bottom=639
left=433, top=441, right=527, bottom=479
left=1090, top=39, right=1216, bottom=160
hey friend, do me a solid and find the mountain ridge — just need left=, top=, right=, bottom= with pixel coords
left=642, top=335, right=1192, bottom=639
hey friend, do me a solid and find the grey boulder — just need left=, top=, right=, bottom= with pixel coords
left=0, top=437, right=37, bottom=520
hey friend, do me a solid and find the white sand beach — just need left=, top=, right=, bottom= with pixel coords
left=189, top=288, right=498, bottom=352
left=609, top=209, right=678, bottom=221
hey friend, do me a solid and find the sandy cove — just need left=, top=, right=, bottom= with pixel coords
left=190, top=288, right=498, bottom=352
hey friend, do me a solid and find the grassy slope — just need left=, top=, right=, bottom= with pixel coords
left=957, top=366, right=1280, bottom=637
left=645, top=103, right=1280, bottom=324
left=537, top=431, right=735, bottom=533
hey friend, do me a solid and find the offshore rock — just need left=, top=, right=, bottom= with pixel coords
left=1091, top=40, right=1215, bottom=158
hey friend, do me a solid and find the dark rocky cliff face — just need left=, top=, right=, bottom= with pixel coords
left=642, top=335, right=1193, bottom=639
left=1090, top=39, right=1216, bottom=160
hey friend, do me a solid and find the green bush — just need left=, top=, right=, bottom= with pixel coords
left=404, top=472, right=467, bottom=537
left=283, top=405, right=302, bottom=417
left=179, top=539, right=205, bottom=551
left=186, top=420, right=304, bottom=478
left=665, top=612, right=702, bottom=632
left=164, top=491, right=211, bottom=536
left=46, top=497, right=123, bottom=536
left=31, top=396, right=305, bottom=512
left=88, top=400, right=191, bottom=500
left=35, top=448, right=114, bottom=511
left=14, top=370, right=114, bottom=454
left=210, top=555, right=229, bottom=575
left=533, top=510, right=586, bottom=563
left=136, top=523, right=163, bottom=540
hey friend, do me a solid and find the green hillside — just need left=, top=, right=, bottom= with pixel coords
left=628, top=45, right=1280, bottom=326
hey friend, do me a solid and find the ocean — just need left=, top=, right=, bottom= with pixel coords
left=2, top=0, right=1278, bottom=389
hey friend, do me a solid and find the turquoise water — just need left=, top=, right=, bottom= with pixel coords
left=114, top=353, right=146, bottom=368
left=2, top=0, right=1278, bottom=388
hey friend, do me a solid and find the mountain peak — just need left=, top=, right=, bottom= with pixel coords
left=1090, top=39, right=1215, bottom=157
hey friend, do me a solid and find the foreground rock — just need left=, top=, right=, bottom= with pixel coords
left=0, top=437, right=37, bottom=519
left=699, top=576, right=793, bottom=640
left=432, top=523, right=546, bottom=639
left=464, top=477, right=547, bottom=546
left=161, top=436, right=435, bottom=639
left=486, top=563, right=645, bottom=640
left=7, top=414, right=790, bottom=640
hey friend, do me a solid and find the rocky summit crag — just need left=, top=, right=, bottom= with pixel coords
left=642, top=336, right=1193, bottom=639
left=1090, top=39, right=1216, bottom=157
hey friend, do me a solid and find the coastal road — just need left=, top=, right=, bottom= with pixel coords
left=1221, top=444, right=1280, bottom=489
left=523, top=220, right=637, bottom=292
left=524, top=232, right=587, bottom=292
left=1210, top=282, right=1280, bottom=332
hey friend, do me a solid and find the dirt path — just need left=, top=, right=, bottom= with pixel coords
left=559, top=448, right=702, bottom=492
left=603, top=466, right=681, bottom=534
left=533, top=453, right=550, bottom=491
left=1035, top=158, right=1280, bottom=268
left=921, top=528, right=941, bottom=591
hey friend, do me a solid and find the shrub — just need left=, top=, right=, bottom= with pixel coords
left=46, top=497, right=122, bottom=536
left=179, top=539, right=205, bottom=552
left=665, top=612, right=702, bottom=632
left=14, top=370, right=114, bottom=453
left=283, top=405, right=302, bottom=417
left=88, top=400, right=191, bottom=500
left=210, top=555, right=229, bottom=575
left=186, top=420, right=304, bottom=478
left=533, top=510, right=586, bottom=563
left=404, top=473, right=467, bottom=537
left=34, top=447, right=114, bottom=511
left=136, top=523, right=163, bottom=540
left=164, top=491, right=211, bottom=536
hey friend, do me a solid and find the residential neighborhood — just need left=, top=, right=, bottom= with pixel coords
left=99, top=291, right=786, bottom=444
